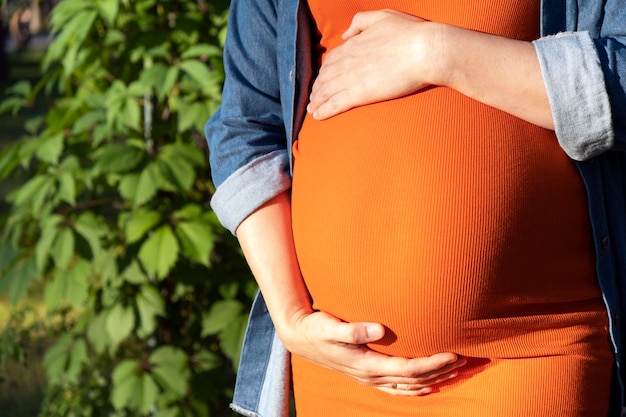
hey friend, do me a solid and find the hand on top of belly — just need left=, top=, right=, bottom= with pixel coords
left=307, top=9, right=449, bottom=120
left=278, top=309, right=467, bottom=395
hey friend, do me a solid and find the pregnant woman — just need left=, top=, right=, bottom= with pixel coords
left=205, top=0, right=626, bottom=415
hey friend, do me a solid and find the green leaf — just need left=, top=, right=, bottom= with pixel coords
left=179, top=60, right=214, bottom=91
left=6, top=80, right=32, bottom=97
left=125, top=209, right=162, bottom=244
left=35, top=215, right=63, bottom=272
left=87, top=311, right=111, bottom=355
left=192, top=349, right=220, bottom=372
left=11, top=175, right=54, bottom=213
left=158, top=67, right=179, bottom=101
left=51, top=227, right=75, bottom=270
left=181, top=44, right=222, bottom=60
left=0, top=143, right=22, bottom=178
left=72, top=110, right=106, bottom=134
left=161, top=142, right=205, bottom=167
left=66, top=339, right=88, bottom=384
left=97, top=0, right=120, bottom=24
left=124, top=97, right=141, bottom=130
left=43, top=260, right=89, bottom=310
left=157, top=156, right=195, bottom=191
left=36, top=133, right=64, bottom=165
left=139, top=64, right=168, bottom=90
left=218, top=314, right=248, bottom=368
left=175, top=220, right=214, bottom=266
left=111, top=359, right=141, bottom=410
left=177, top=101, right=207, bottom=132
left=121, top=261, right=147, bottom=285
left=138, top=373, right=159, bottom=413
left=57, top=172, right=76, bottom=205
left=173, top=204, right=203, bottom=221
left=73, top=212, right=105, bottom=257
left=3, top=256, right=39, bottom=305
left=119, top=172, right=139, bottom=202
left=106, top=304, right=135, bottom=347
left=44, top=269, right=65, bottom=310
left=42, top=334, right=73, bottom=384
left=150, top=346, right=190, bottom=398
left=218, top=315, right=248, bottom=369
left=65, top=258, right=91, bottom=307
left=0, top=96, right=27, bottom=116
left=0, top=243, right=18, bottom=273
left=136, top=285, right=166, bottom=337
left=93, top=143, right=145, bottom=174
left=138, top=225, right=179, bottom=280
left=155, top=409, right=179, bottom=417
left=134, top=162, right=160, bottom=206
left=201, top=300, right=244, bottom=336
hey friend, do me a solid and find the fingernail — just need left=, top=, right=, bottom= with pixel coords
left=366, top=324, right=383, bottom=339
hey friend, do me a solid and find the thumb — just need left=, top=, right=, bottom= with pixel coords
left=335, top=321, right=386, bottom=344
left=342, top=10, right=385, bottom=39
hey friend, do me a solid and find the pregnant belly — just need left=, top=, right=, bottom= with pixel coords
left=291, top=89, right=603, bottom=359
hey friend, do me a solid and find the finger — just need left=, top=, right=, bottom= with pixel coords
left=342, top=10, right=390, bottom=39
left=367, top=367, right=461, bottom=386
left=376, top=385, right=433, bottom=396
left=352, top=351, right=465, bottom=382
left=312, top=311, right=386, bottom=344
left=310, top=89, right=362, bottom=120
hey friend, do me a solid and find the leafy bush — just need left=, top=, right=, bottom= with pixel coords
left=0, top=0, right=256, bottom=416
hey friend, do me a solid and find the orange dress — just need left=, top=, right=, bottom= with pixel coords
left=290, top=0, right=613, bottom=416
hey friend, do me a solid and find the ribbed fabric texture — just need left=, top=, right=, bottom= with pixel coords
left=290, top=0, right=613, bottom=416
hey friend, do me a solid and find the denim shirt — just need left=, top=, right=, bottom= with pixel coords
left=204, top=0, right=626, bottom=416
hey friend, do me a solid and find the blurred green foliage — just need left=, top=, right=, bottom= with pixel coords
left=0, top=0, right=257, bottom=416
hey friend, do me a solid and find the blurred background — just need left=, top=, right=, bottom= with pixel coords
left=0, top=1, right=256, bottom=416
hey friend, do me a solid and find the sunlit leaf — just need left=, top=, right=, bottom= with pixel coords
left=51, top=227, right=75, bottom=270
left=111, top=359, right=141, bottom=410
left=36, top=133, right=64, bottom=165
left=42, top=334, right=73, bottom=384
left=87, top=311, right=112, bottom=355
left=121, top=261, right=148, bottom=284
left=106, top=304, right=135, bottom=347
left=93, top=143, right=145, bottom=174
left=134, top=162, right=160, bottom=206
left=175, top=220, right=214, bottom=266
left=179, top=60, right=214, bottom=91
left=181, top=44, right=222, bottom=59
left=57, top=172, right=76, bottom=205
left=201, top=300, right=244, bottom=336
left=125, top=209, right=162, bottom=244
left=4, top=256, right=39, bottom=305
left=66, top=339, right=88, bottom=384
left=138, top=225, right=179, bottom=279
left=97, top=0, right=120, bottom=24
left=218, top=314, right=247, bottom=369
left=136, top=284, right=166, bottom=337
left=150, top=346, right=190, bottom=398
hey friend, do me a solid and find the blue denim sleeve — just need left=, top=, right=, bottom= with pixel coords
left=533, top=7, right=626, bottom=161
left=205, top=0, right=291, bottom=234
left=533, top=32, right=613, bottom=161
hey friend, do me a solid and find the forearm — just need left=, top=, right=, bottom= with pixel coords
left=236, top=191, right=313, bottom=334
left=438, top=23, right=554, bottom=129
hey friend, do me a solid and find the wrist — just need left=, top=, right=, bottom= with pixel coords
left=422, top=22, right=457, bottom=88
left=271, top=302, right=314, bottom=347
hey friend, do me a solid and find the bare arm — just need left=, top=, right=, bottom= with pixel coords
left=307, top=9, right=553, bottom=129
left=236, top=191, right=466, bottom=395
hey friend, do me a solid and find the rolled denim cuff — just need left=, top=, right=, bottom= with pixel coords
left=210, top=150, right=291, bottom=234
left=230, top=292, right=291, bottom=417
left=533, top=31, right=614, bottom=161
